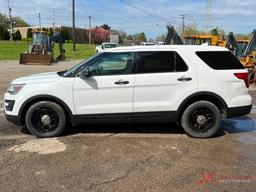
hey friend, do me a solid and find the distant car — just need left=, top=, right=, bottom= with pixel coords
left=156, top=41, right=165, bottom=45
left=140, top=42, right=155, bottom=46
left=96, top=43, right=117, bottom=52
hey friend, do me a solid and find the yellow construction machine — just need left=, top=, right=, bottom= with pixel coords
left=239, top=30, right=256, bottom=68
left=184, top=35, right=225, bottom=47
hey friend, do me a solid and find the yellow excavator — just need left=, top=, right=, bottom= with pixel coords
left=239, top=30, right=256, bottom=68
left=20, top=29, right=65, bottom=65
left=184, top=34, right=226, bottom=47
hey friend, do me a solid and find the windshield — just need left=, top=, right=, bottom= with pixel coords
left=62, top=53, right=104, bottom=77
left=105, top=44, right=117, bottom=48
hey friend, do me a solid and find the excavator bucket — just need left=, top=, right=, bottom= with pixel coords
left=20, top=53, right=53, bottom=65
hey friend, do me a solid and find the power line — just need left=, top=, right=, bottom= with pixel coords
left=120, top=0, right=177, bottom=24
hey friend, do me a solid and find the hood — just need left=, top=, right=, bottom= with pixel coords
left=11, top=72, right=60, bottom=84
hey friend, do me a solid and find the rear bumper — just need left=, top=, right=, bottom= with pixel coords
left=5, top=113, right=23, bottom=126
left=227, top=105, right=252, bottom=118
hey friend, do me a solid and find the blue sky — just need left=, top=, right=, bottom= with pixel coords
left=0, top=0, right=255, bottom=39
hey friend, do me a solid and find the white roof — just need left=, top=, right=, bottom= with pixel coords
left=107, top=45, right=229, bottom=53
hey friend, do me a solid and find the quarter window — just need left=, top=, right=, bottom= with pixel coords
left=196, top=51, right=244, bottom=70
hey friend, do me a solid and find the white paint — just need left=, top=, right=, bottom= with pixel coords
left=8, top=138, right=66, bottom=154
left=36, top=170, right=46, bottom=176
left=160, top=145, right=183, bottom=154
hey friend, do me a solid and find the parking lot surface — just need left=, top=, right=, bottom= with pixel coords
left=0, top=60, right=256, bottom=192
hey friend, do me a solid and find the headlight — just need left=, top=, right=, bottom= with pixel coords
left=7, top=84, right=25, bottom=95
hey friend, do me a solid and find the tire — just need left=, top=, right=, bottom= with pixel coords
left=25, top=101, right=66, bottom=138
left=181, top=101, right=221, bottom=138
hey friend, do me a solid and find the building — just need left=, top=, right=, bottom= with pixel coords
left=109, top=30, right=119, bottom=44
left=14, top=25, right=89, bottom=43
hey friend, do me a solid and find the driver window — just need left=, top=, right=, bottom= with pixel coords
left=90, top=52, right=133, bottom=76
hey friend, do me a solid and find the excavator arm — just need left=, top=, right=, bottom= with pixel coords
left=49, top=32, right=65, bottom=61
left=165, top=25, right=183, bottom=45
left=225, top=32, right=238, bottom=55
left=240, top=30, right=256, bottom=68
left=243, top=30, right=256, bottom=56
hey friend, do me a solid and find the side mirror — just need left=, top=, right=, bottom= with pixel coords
left=78, top=67, right=91, bottom=78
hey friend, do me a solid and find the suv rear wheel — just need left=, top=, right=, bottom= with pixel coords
left=25, top=101, right=66, bottom=138
left=181, top=101, right=221, bottom=138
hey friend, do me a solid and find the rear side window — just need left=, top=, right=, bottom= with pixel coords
left=196, top=51, right=244, bottom=70
left=137, top=51, right=188, bottom=73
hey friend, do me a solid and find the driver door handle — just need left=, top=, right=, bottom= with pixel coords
left=177, top=76, right=192, bottom=82
left=114, top=80, right=129, bottom=85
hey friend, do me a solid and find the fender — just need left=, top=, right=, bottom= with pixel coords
left=18, top=94, right=74, bottom=124
left=177, top=91, right=228, bottom=115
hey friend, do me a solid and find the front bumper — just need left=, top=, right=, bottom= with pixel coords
left=5, top=113, right=23, bottom=126
left=227, top=105, right=252, bottom=118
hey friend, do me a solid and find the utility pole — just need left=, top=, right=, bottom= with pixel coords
left=52, top=10, right=56, bottom=30
left=89, top=16, right=92, bottom=46
left=180, top=14, right=186, bottom=39
left=38, top=13, right=42, bottom=32
left=6, top=0, right=15, bottom=40
left=72, top=0, right=76, bottom=51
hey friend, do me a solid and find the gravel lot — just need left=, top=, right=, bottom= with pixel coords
left=0, top=60, right=255, bottom=192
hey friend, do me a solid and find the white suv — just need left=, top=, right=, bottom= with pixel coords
left=4, top=45, right=252, bottom=138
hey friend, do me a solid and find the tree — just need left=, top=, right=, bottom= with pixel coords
left=0, top=13, right=29, bottom=27
left=133, top=32, right=147, bottom=42
left=100, top=24, right=111, bottom=30
left=91, top=27, right=110, bottom=44
left=61, top=28, right=70, bottom=42
left=4, top=30, right=10, bottom=40
left=118, top=30, right=127, bottom=40
left=235, top=33, right=251, bottom=40
left=127, top=35, right=133, bottom=40
left=13, top=30, right=22, bottom=40
left=0, top=25, right=4, bottom=40
left=49, top=28, right=54, bottom=36
left=155, top=34, right=166, bottom=42
left=27, top=28, right=32, bottom=38
left=210, top=28, right=219, bottom=36
left=119, top=34, right=123, bottom=44
left=184, top=22, right=203, bottom=36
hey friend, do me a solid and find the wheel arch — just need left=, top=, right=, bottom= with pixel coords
left=177, top=91, right=228, bottom=122
left=19, top=95, right=74, bottom=125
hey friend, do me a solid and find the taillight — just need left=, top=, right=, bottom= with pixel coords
left=234, top=73, right=249, bottom=88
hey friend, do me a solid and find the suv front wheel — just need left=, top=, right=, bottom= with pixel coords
left=181, top=101, right=221, bottom=138
left=25, top=101, right=66, bottom=138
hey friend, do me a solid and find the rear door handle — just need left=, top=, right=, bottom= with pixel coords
left=177, top=76, right=192, bottom=81
left=114, top=80, right=129, bottom=85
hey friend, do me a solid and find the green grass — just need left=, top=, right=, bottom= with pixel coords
left=0, top=41, right=96, bottom=60
left=61, top=43, right=96, bottom=60
left=0, top=41, right=28, bottom=60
